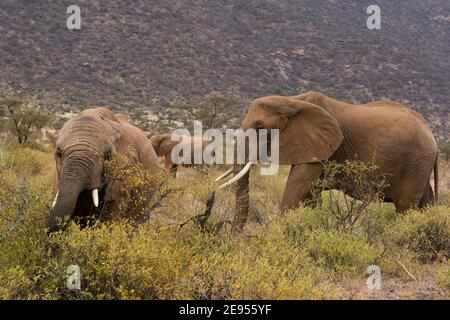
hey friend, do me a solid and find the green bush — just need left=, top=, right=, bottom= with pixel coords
left=0, top=219, right=332, bottom=299
left=437, top=264, right=450, bottom=295
left=273, top=209, right=382, bottom=278
left=385, top=207, right=450, bottom=263
left=304, top=229, right=382, bottom=277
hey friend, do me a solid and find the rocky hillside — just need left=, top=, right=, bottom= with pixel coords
left=0, top=0, right=448, bottom=140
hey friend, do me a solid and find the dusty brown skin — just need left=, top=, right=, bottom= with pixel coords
left=233, top=92, right=439, bottom=230
left=48, top=107, right=161, bottom=233
left=150, top=134, right=213, bottom=177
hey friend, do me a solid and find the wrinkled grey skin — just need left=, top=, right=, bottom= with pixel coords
left=47, top=107, right=161, bottom=233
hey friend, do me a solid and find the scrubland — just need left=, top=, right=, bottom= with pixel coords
left=0, top=140, right=448, bottom=300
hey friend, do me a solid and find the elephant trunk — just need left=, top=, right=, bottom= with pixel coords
left=47, top=179, right=84, bottom=233
left=232, top=163, right=250, bottom=232
left=232, top=141, right=251, bottom=232
left=47, top=155, right=98, bottom=233
left=215, top=136, right=252, bottom=232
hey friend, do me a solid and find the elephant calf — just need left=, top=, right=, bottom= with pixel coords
left=150, top=133, right=213, bottom=177
left=47, top=107, right=161, bottom=233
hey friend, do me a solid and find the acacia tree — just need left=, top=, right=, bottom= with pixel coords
left=0, top=97, right=52, bottom=145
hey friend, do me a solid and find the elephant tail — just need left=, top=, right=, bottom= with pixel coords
left=434, top=153, right=439, bottom=202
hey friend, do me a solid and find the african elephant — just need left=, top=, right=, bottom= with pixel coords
left=47, top=107, right=161, bottom=233
left=150, top=134, right=213, bottom=177
left=217, top=92, right=439, bottom=230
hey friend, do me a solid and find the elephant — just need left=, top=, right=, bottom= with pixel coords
left=150, top=133, right=214, bottom=177
left=47, top=107, right=161, bottom=233
left=217, top=91, right=439, bottom=231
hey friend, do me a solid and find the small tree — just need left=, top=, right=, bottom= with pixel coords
left=311, top=160, right=389, bottom=233
left=0, top=97, right=52, bottom=145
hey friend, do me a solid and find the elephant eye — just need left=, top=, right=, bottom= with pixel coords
left=56, top=149, right=62, bottom=158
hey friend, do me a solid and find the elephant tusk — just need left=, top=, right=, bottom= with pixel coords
left=215, top=168, right=234, bottom=182
left=218, top=162, right=252, bottom=189
left=51, top=192, right=59, bottom=209
left=92, top=189, right=99, bottom=208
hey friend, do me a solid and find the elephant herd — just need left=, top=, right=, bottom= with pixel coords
left=46, top=91, right=439, bottom=233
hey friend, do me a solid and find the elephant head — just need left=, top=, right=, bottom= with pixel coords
left=150, top=134, right=180, bottom=158
left=150, top=134, right=213, bottom=176
left=216, top=96, right=343, bottom=230
left=47, top=107, right=160, bottom=233
left=242, top=96, right=343, bottom=164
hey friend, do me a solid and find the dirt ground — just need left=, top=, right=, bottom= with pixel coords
left=337, top=275, right=448, bottom=300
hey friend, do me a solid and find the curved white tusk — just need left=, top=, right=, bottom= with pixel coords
left=51, top=192, right=59, bottom=209
left=215, top=168, right=234, bottom=182
left=218, top=162, right=252, bottom=189
left=92, top=189, right=99, bottom=208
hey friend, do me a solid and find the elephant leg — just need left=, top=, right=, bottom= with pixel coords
left=280, top=163, right=323, bottom=212
left=419, top=184, right=434, bottom=208
left=392, top=179, right=426, bottom=213
left=393, top=160, right=434, bottom=213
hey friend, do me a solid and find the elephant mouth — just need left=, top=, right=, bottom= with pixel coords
left=72, top=187, right=108, bottom=224
left=52, top=185, right=108, bottom=224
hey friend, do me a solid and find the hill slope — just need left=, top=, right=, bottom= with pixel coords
left=0, top=0, right=448, bottom=140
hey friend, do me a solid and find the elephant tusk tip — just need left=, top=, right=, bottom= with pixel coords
left=215, top=168, right=234, bottom=182
left=92, top=189, right=99, bottom=208
left=217, top=162, right=252, bottom=189
left=51, top=192, right=59, bottom=209
left=218, top=183, right=230, bottom=190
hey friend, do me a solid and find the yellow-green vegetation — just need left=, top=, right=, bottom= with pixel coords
left=0, top=140, right=449, bottom=299
left=436, top=264, right=450, bottom=295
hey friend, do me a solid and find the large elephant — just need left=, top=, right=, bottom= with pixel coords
left=150, top=134, right=213, bottom=177
left=217, top=92, right=439, bottom=230
left=47, top=107, right=161, bottom=232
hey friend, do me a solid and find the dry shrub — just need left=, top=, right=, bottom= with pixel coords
left=385, top=207, right=450, bottom=263
left=279, top=208, right=383, bottom=278
left=174, top=166, right=237, bottom=233
left=102, top=154, right=182, bottom=224
left=311, top=160, right=389, bottom=233
left=0, top=215, right=332, bottom=299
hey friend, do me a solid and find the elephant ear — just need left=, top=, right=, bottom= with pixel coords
left=277, top=99, right=343, bottom=165
left=150, top=134, right=180, bottom=157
